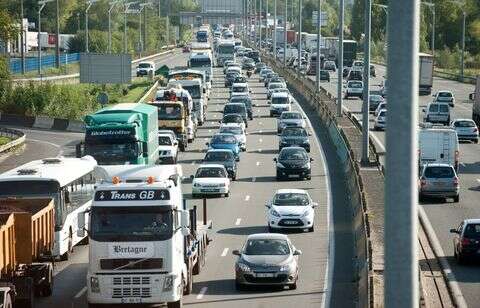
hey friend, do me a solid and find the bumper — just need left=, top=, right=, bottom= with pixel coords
left=192, top=186, right=229, bottom=195
left=420, top=189, right=459, bottom=198
left=346, top=91, right=362, bottom=97
left=269, top=216, right=313, bottom=229
left=270, top=109, right=290, bottom=116
left=236, top=271, right=297, bottom=286
left=276, top=167, right=311, bottom=178
left=457, top=134, right=479, bottom=141
left=279, top=143, right=310, bottom=152
left=136, top=71, right=149, bottom=76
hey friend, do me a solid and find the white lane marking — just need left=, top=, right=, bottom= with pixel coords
left=476, top=179, right=480, bottom=183
left=28, top=138, right=64, bottom=156
left=197, top=287, right=208, bottom=299
left=259, top=138, right=263, bottom=143
left=208, top=129, right=212, bottom=133
left=245, top=195, right=250, bottom=201
left=235, top=218, right=242, bottom=225
left=221, top=248, right=229, bottom=257
left=259, top=130, right=263, bottom=133
left=256, top=161, right=260, bottom=166
left=191, top=161, right=195, bottom=165
left=74, top=286, right=87, bottom=299
left=211, top=121, right=215, bottom=125
left=259, top=122, right=263, bottom=125
left=252, top=177, right=256, bottom=182
left=258, top=149, right=262, bottom=152
left=213, top=114, right=217, bottom=118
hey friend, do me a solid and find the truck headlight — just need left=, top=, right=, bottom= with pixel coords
left=90, top=277, right=100, bottom=293
left=163, top=275, right=175, bottom=291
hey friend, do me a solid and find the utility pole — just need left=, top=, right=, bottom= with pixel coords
left=421, top=2, right=435, bottom=58
left=55, top=0, right=60, bottom=68
left=266, top=0, right=269, bottom=50
left=108, top=1, right=122, bottom=53
left=259, top=0, right=262, bottom=49
left=361, top=0, right=372, bottom=164
left=85, top=0, right=99, bottom=53
left=315, top=0, right=321, bottom=90
left=20, top=0, right=25, bottom=74
left=373, top=4, right=388, bottom=61
left=38, top=0, right=54, bottom=76
left=124, top=2, right=138, bottom=53
left=273, top=0, right=277, bottom=56
left=138, top=2, right=152, bottom=55
left=254, top=0, right=257, bottom=47
left=385, top=0, right=420, bottom=306
left=283, top=0, right=287, bottom=66
left=461, top=10, right=465, bottom=81
left=166, top=0, right=170, bottom=46
left=337, top=0, right=344, bottom=117
left=297, top=0, right=302, bottom=77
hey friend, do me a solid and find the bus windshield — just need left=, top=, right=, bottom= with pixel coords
left=90, top=206, right=173, bottom=242
left=157, top=105, right=182, bottom=120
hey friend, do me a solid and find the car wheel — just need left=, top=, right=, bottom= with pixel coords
left=308, top=225, right=314, bottom=232
left=225, top=192, right=230, bottom=197
left=475, top=139, right=479, bottom=144
left=456, top=251, right=466, bottom=265
left=306, top=174, right=311, bottom=180
left=235, top=281, right=246, bottom=291
left=268, top=225, right=274, bottom=233
left=232, top=174, right=236, bottom=181
left=289, top=281, right=297, bottom=290
left=454, top=195, right=460, bottom=203
left=270, top=112, right=273, bottom=117
left=419, top=194, right=425, bottom=203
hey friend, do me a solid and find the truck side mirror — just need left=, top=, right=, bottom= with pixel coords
left=77, top=211, right=87, bottom=238
left=470, top=93, right=475, bottom=101
left=180, top=210, right=190, bottom=235
left=203, top=88, right=206, bottom=94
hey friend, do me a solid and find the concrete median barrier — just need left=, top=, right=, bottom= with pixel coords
left=33, top=115, right=55, bottom=129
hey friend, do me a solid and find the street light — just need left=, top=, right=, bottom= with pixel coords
left=445, top=0, right=466, bottom=80
left=124, top=2, right=139, bottom=53
left=337, top=0, right=344, bottom=117
left=139, top=2, right=153, bottom=56
left=373, top=3, right=388, bottom=60
left=85, top=0, right=99, bottom=53
left=108, top=1, right=122, bottom=53
left=37, top=0, right=54, bottom=75
left=421, top=2, right=435, bottom=58
left=361, top=0, right=372, bottom=164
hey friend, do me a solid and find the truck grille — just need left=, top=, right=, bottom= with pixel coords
left=112, top=276, right=152, bottom=298
left=101, top=258, right=163, bottom=270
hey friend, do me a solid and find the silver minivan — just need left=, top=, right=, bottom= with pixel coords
left=424, top=102, right=450, bottom=125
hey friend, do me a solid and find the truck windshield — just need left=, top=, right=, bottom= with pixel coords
left=182, top=86, right=201, bottom=99
left=219, top=45, right=235, bottom=54
left=190, top=58, right=211, bottom=67
left=157, top=105, right=182, bottom=120
left=90, top=206, right=173, bottom=242
left=271, top=97, right=289, bottom=104
left=86, top=142, right=140, bottom=165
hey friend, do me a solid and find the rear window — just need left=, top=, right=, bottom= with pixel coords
left=454, top=121, right=476, bottom=128
left=439, top=105, right=449, bottom=112
left=271, top=97, right=288, bottom=104
left=438, top=92, right=452, bottom=97
left=428, top=104, right=438, bottom=112
left=424, top=166, right=454, bottom=178
left=464, top=224, right=480, bottom=239
left=350, top=82, right=362, bottom=88
left=224, top=104, right=245, bottom=114
left=281, top=112, right=302, bottom=120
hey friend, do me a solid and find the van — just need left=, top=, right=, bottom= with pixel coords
left=423, top=102, right=450, bottom=125
left=419, top=127, right=459, bottom=172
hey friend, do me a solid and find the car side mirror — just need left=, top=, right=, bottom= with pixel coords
left=310, top=158, right=314, bottom=162
left=232, top=249, right=241, bottom=256
left=265, top=203, right=271, bottom=209
left=422, top=108, right=426, bottom=112
left=273, top=158, right=277, bottom=162
left=312, top=202, right=318, bottom=208
left=449, top=228, right=458, bottom=234
left=190, top=175, right=194, bottom=180
left=206, top=142, right=209, bottom=146
left=293, top=249, right=302, bottom=256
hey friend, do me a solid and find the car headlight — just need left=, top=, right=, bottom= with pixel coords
left=279, top=264, right=292, bottom=272
left=237, top=262, right=251, bottom=272
left=90, top=277, right=100, bottom=293
left=302, top=163, right=310, bottom=169
left=193, top=183, right=201, bottom=187
left=163, top=275, right=175, bottom=291
left=270, top=209, right=281, bottom=217
left=302, top=209, right=311, bottom=217
left=276, top=162, right=285, bottom=168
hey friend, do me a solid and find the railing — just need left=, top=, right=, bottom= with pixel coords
left=9, top=53, right=80, bottom=74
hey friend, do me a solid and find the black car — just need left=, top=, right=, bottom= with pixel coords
left=264, top=73, right=279, bottom=87
left=229, top=95, right=254, bottom=120
left=279, top=127, right=310, bottom=152
left=319, top=70, right=330, bottom=82
left=274, top=147, right=313, bottom=180
left=369, top=94, right=385, bottom=112
left=247, top=50, right=260, bottom=63
left=223, top=103, right=249, bottom=124
left=347, top=69, right=363, bottom=81
left=225, top=72, right=240, bottom=87
left=233, top=76, right=248, bottom=84
left=203, top=149, right=237, bottom=180
left=450, top=219, right=480, bottom=264
left=220, top=114, right=247, bottom=128
left=255, top=62, right=266, bottom=73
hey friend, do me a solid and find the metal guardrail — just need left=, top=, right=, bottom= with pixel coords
left=0, top=127, right=26, bottom=153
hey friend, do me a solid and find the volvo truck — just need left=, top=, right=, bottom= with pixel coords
left=84, top=165, right=211, bottom=308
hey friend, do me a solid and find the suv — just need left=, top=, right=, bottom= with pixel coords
left=344, top=80, right=364, bottom=99
left=323, top=61, right=337, bottom=72
left=450, top=219, right=480, bottom=264
left=423, top=102, right=450, bottom=125
left=136, top=61, right=155, bottom=77
left=229, top=95, right=254, bottom=120
left=225, top=71, right=240, bottom=87
left=224, top=103, right=249, bottom=124
left=419, top=163, right=459, bottom=203
left=203, top=149, right=238, bottom=180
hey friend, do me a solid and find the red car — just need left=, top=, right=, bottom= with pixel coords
left=183, top=46, right=191, bottom=53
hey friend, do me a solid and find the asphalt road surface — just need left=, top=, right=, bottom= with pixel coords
left=312, top=64, right=480, bottom=307
left=0, top=52, right=359, bottom=307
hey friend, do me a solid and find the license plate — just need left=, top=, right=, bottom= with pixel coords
left=289, top=174, right=300, bottom=178
left=283, top=220, right=298, bottom=225
left=202, top=189, right=219, bottom=192
left=121, top=298, right=142, bottom=304
left=433, top=182, right=444, bottom=186
left=256, top=273, right=275, bottom=278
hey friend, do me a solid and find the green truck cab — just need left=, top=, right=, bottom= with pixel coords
left=79, top=103, right=159, bottom=165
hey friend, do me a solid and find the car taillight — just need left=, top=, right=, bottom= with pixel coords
left=420, top=178, right=427, bottom=188
left=453, top=177, right=459, bottom=186
left=461, top=238, right=472, bottom=246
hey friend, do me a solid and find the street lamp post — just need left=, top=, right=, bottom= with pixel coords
left=421, top=2, right=435, bottom=58
left=297, top=0, right=302, bottom=77
left=315, top=0, right=321, bottom=90
left=259, top=0, right=262, bottom=49
left=108, top=1, right=122, bottom=54
left=373, top=3, right=388, bottom=61
left=461, top=10, right=465, bottom=81
left=283, top=0, right=287, bottom=66
left=85, top=0, right=99, bottom=53
left=273, top=0, right=277, bottom=56
left=124, top=2, right=138, bottom=53
left=362, top=0, right=372, bottom=164
left=138, top=2, right=153, bottom=56
left=337, top=0, right=344, bottom=117
left=37, top=0, right=54, bottom=76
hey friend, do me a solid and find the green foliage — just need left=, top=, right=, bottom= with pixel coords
left=0, top=9, right=19, bottom=43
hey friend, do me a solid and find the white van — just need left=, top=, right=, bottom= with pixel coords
left=419, top=126, right=459, bottom=172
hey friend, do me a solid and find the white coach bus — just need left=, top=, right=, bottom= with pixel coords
left=0, top=156, right=100, bottom=259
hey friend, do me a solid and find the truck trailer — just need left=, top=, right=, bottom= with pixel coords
left=80, top=103, right=159, bottom=165
left=85, top=165, right=211, bottom=308
left=419, top=53, right=434, bottom=95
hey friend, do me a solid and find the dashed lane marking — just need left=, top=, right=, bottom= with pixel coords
left=235, top=218, right=242, bottom=225
left=245, top=195, right=250, bottom=201
left=221, top=248, right=229, bottom=257
left=256, top=161, right=260, bottom=166
left=252, top=177, right=256, bottom=182
left=74, top=287, right=87, bottom=299
left=197, top=287, right=208, bottom=300
left=259, top=138, right=263, bottom=143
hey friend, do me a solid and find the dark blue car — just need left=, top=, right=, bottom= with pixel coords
left=206, top=133, right=241, bottom=161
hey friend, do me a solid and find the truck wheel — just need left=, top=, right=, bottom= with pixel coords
left=41, top=265, right=54, bottom=296
left=167, top=299, right=183, bottom=308
left=454, top=195, right=460, bottom=203
left=184, top=267, right=193, bottom=295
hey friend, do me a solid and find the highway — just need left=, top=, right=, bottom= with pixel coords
left=310, top=64, right=480, bottom=306
left=0, top=50, right=361, bottom=307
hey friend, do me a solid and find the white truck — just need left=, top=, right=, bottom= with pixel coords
left=188, top=52, right=213, bottom=91
left=419, top=53, right=434, bottom=95
left=216, top=40, right=236, bottom=66
left=167, top=78, right=206, bottom=127
left=470, top=75, right=480, bottom=126
left=418, top=126, right=460, bottom=173
left=85, top=165, right=211, bottom=308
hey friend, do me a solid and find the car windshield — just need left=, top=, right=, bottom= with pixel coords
left=424, top=166, right=454, bottom=178
left=350, top=82, right=362, bottom=88
left=234, top=77, right=247, bottom=83
left=379, top=110, right=386, bottom=117
left=273, top=193, right=310, bottom=206
left=158, top=136, right=172, bottom=145
left=230, top=97, right=251, bottom=105
left=428, top=104, right=438, bottom=112
left=269, top=83, right=283, bottom=90
left=233, top=86, right=247, bottom=92
left=212, top=134, right=237, bottom=144
left=281, top=112, right=302, bottom=120
left=454, top=121, right=476, bottom=128
left=224, top=105, right=245, bottom=114
left=223, top=115, right=243, bottom=123
left=219, top=45, right=235, bottom=53
left=157, top=105, right=182, bottom=120
left=244, top=239, right=290, bottom=255
left=272, top=96, right=288, bottom=104
left=438, top=92, right=452, bottom=98
left=182, top=86, right=201, bottom=99
left=370, top=96, right=383, bottom=102
left=220, top=126, right=242, bottom=135
left=138, top=63, right=151, bottom=68
left=282, top=127, right=307, bottom=136
left=196, top=167, right=226, bottom=178
left=190, top=58, right=211, bottom=67
left=279, top=149, right=308, bottom=160
left=227, top=73, right=240, bottom=79
left=464, top=224, right=480, bottom=239
left=205, top=151, right=234, bottom=161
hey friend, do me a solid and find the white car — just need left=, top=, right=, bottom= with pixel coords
left=230, top=82, right=251, bottom=98
left=267, top=82, right=286, bottom=99
left=374, top=102, right=387, bottom=117
left=451, top=118, right=479, bottom=143
left=277, top=111, right=306, bottom=133
left=157, top=133, right=178, bottom=164
left=344, top=80, right=363, bottom=99
left=270, top=92, right=292, bottom=117
left=219, top=123, right=247, bottom=151
left=191, top=164, right=230, bottom=198
left=433, top=90, right=455, bottom=107
left=266, top=189, right=317, bottom=232
left=136, top=61, right=155, bottom=77
left=374, top=109, right=387, bottom=130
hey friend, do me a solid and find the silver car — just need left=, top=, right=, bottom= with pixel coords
left=451, top=119, right=479, bottom=143
left=233, top=233, right=301, bottom=290
left=419, top=163, right=459, bottom=203
left=277, top=111, right=306, bottom=133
